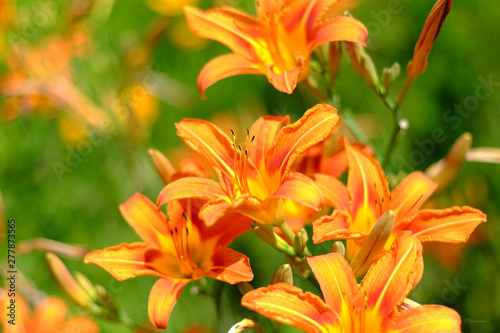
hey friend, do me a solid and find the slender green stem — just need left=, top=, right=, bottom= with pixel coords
left=382, top=96, right=401, bottom=167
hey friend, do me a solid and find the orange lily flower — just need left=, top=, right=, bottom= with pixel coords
left=242, top=232, right=462, bottom=333
left=312, top=139, right=486, bottom=261
left=184, top=0, right=368, bottom=97
left=157, top=104, right=339, bottom=226
left=0, top=292, right=99, bottom=333
left=85, top=194, right=253, bottom=329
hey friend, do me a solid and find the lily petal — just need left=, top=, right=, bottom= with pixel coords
left=148, top=278, right=187, bottom=329
left=158, top=177, right=227, bottom=207
left=204, top=212, right=253, bottom=247
left=274, top=172, right=323, bottom=210
left=390, top=305, right=461, bottom=333
left=62, top=318, right=99, bottom=333
left=345, top=139, right=390, bottom=233
left=284, top=0, right=341, bottom=35
left=314, top=173, right=349, bottom=211
left=84, top=243, right=164, bottom=281
left=199, top=198, right=232, bottom=227
left=242, top=283, right=342, bottom=333
left=233, top=195, right=286, bottom=226
left=394, top=206, right=486, bottom=243
left=203, top=247, right=254, bottom=284
left=265, top=61, right=304, bottom=94
left=197, top=54, right=263, bottom=98
left=33, top=297, right=67, bottom=331
left=308, top=253, right=357, bottom=329
left=119, top=193, right=168, bottom=246
left=248, top=115, right=290, bottom=169
left=312, top=210, right=362, bottom=243
left=391, top=172, right=437, bottom=222
left=175, top=119, right=236, bottom=177
left=311, top=16, right=368, bottom=49
left=268, top=104, right=339, bottom=181
left=362, top=232, right=423, bottom=319
left=184, top=6, right=261, bottom=58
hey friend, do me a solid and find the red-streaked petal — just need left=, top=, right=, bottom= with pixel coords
left=84, top=243, right=164, bottom=281
left=308, top=253, right=357, bottom=329
left=205, top=212, right=253, bottom=247
left=283, top=0, right=340, bottom=36
left=184, top=6, right=261, bottom=58
left=203, top=247, right=253, bottom=284
left=394, top=206, right=487, bottom=243
left=345, top=139, right=390, bottom=232
left=175, top=119, right=235, bottom=177
left=265, top=61, right=303, bottom=94
left=391, top=172, right=437, bottom=222
left=199, top=198, right=232, bottom=227
left=157, top=177, right=227, bottom=207
left=312, top=210, right=363, bottom=243
left=311, top=16, right=368, bottom=49
left=197, top=54, right=263, bottom=98
left=314, top=173, right=349, bottom=211
left=119, top=193, right=168, bottom=245
left=148, top=278, right=187, bottom=329
left=389, top=305, right=461, bottom=333
left=267, top=104, right=340, bottom=180
left=321, top=143, right=374, bottom=178
left=248, top=115, right=290, bottom=169
left=242, top=283, right=342, bottom=333
left=362, top=232, right=423, bottom=318
left=274, top=172, right=323, bottom=210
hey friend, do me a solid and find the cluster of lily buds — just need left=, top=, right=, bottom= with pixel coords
left=46, top=253, right=119, bottom=320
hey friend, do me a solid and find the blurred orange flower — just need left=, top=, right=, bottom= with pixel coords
left=313, top=138, right=486, bottom=261
left=184, top=0, right=368, bottom=97
left=0, top=292, right=99, bottom=333
left=242, top=232, right=461, bottom=333
left=157, top=104, right=339, bottom=226
left=85, top=194, right=253, bottom=329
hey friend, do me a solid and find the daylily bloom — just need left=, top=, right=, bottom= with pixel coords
left=0, top=292, right=99, bottom=333
left=312, top=138, right=486, bottom=261
left=85, top=194, right=253, bottom=329
left=157, top=104, right=339, bottom=226
left=184, top=0, right=368, bottom=96
left=242, top=232, right=462, bottom=333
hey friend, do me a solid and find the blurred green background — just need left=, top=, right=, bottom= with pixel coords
left=1, top=0, right=499, bottom=332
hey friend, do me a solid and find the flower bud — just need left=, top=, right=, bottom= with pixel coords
left=228, top=318, right=265, bottom=333
left=350, top=210, right=394, bottom=277
left=252, top=222, right=292, bottom=254
left=74, top=271, right=98, bottom=301
left=237, top=282, right=254, bottom=295
left=149, top=148, right=176, bottom=185
left=426, top=133, right=471, bottom=193
left=328, top=42, right=342, bottom=82
left=293, top=228, right=308, bottom=256
left=381, top=62, right=401, bottom=92
left=270, top=264, right=293, bottom=285
left=466, top=148, right=500, bottom=164
left=332, top=241, right=346, bottom=257
left=407, top=0, right=453, bottom=79
left=46, top=253, right=90, bottom=308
